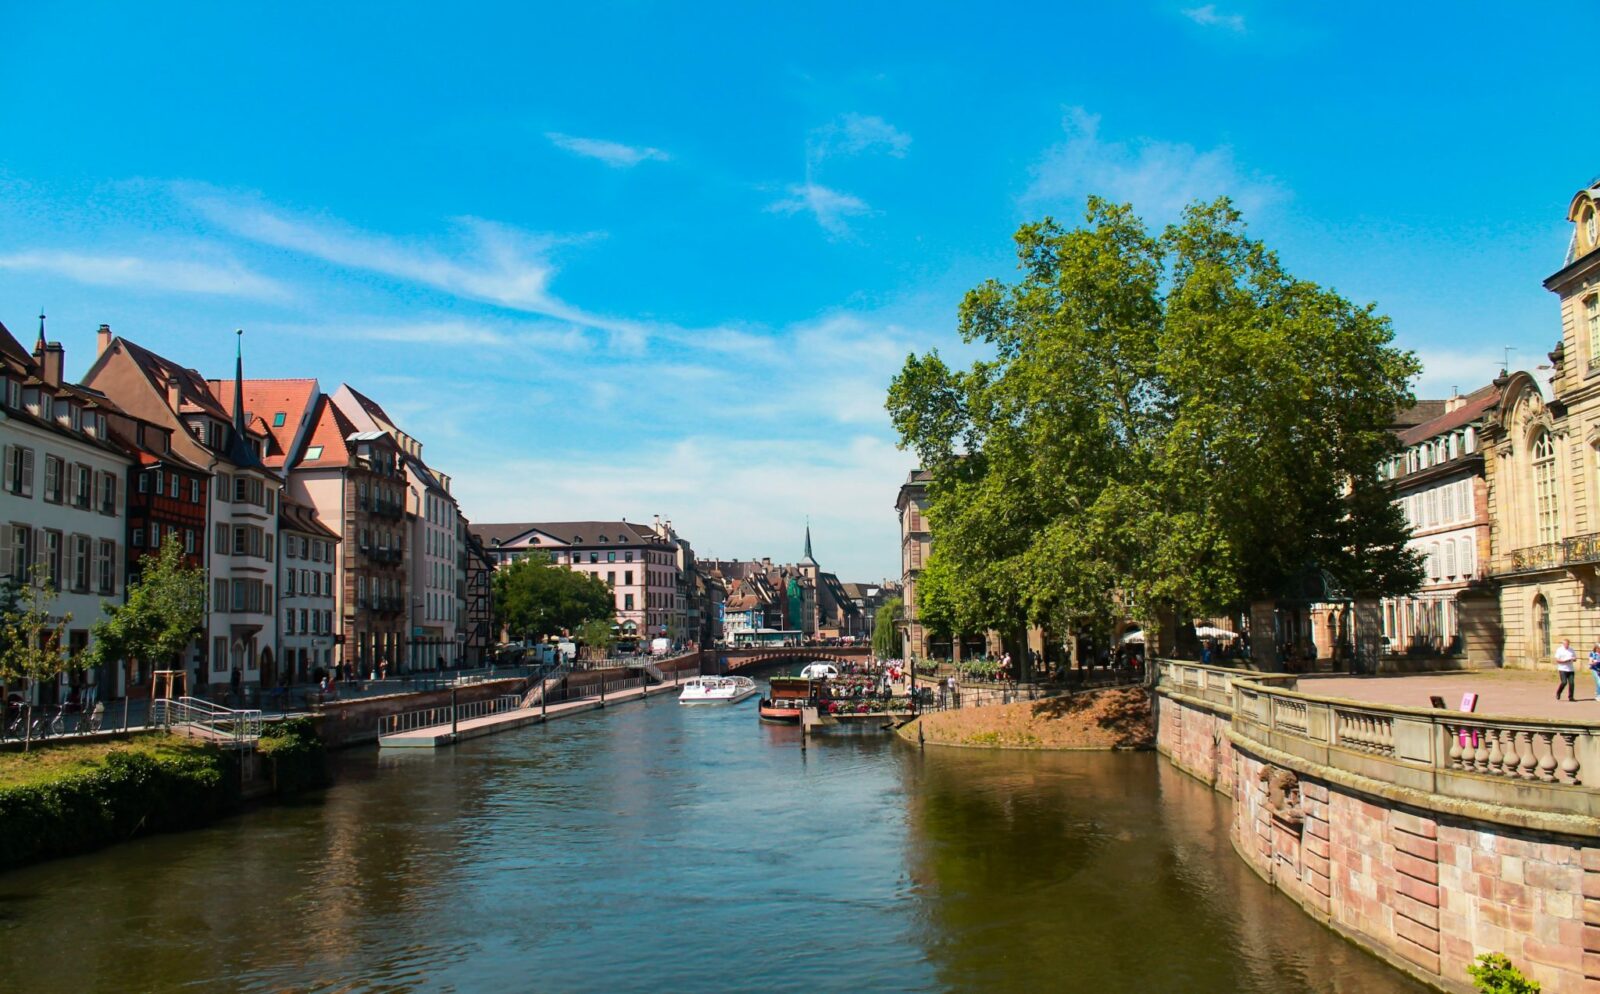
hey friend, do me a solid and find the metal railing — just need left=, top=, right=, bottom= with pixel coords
left=150, top=696, right=263, bottom=748
left=1494, top=532, right=1600, bottom=576
left=379, top=694, right=522, bottom=737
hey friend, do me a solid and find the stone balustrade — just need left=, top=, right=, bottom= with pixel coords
left=1227, top=676, right=1600, bottom=821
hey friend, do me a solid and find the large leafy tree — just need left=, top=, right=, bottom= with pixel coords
left=82, top=541, right=206, bottom=685
left=0, top=566, right=78, bottom=746
left=492, top=553, right=615, bottom=642
left=872, top=597, right=903, bottom=658
left=887, top=196, right=1421, bottom=641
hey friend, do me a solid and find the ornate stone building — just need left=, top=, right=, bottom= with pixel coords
left=1485, top=177, right=1600, bottom=668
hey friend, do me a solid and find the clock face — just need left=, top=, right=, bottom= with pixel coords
left=1588, top=208, right=1598, bottom=246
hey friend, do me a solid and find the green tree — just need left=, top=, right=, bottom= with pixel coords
left=0, top=565, right=77, bottom=747
left=576, top=617, right=614, bottom=658
left=887, top=197, right=1422, bottom=641
left=491, top=553, right=615, bottom=642
left=82, top=541, right=207, bottom=689
left=872, top=597, right=903, bottom=658
left=1468, top=953, right=1540, bottom=994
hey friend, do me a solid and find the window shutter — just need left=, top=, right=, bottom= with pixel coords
left=0, top=525, right=11, bottom=580
left=20, top=448, right=34, bottom=497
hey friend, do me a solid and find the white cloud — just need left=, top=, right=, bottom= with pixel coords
left=1182, top=4, right=1246, bottom=32
left=453, top=433, right=913, bottom=581
left=1024, top=106, right=1284, bottom=221
left=811, top=114, right=912, bottom=162
left=545, top=132, right=670, bottom=167
left=766, top=182, right=872, bottom=236
left=179, top=185, right=649, bottom=347
left=0, top=249, right=286, bottom=299
left=1408, top=345, right=1516, bottom=398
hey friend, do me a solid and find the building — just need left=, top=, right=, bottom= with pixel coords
left=82, top=329, right=282, bottom=690
left=329, top=385, right=464, bottom=669
left=1375, top=385, right=1499, bottom=658
left=1485, top=177, right=1600, bottom=668
left=278, top=494, right=340, bottom=684
left=462, top=527, right=494, bottom=665
left=0, top=319, right=130, bottom=704
left=108, top=401, right=210, bottom=690
left=478, top=517, right=686, bottom=637
left=896, top=469, right=933, bottom=659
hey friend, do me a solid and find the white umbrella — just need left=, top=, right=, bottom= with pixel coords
left=1120, top=629, right=1145, bottom=644
left=1194, top=626, right=1240, bottom=640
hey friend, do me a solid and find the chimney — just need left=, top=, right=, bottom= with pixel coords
left=41, top=343, right=65, bottom=388
left=96, top=324, right=112, bottom=358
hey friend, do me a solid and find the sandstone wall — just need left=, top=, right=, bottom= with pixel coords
left=1161, top=687, right=1600, bottom=993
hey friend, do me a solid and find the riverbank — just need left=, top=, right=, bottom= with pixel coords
left=0, top=719, right=327, bottom=872
left=898, top=686, right=1154, bottom=750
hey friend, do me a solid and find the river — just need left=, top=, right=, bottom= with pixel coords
left=0, top=689, right=1429, bottom=993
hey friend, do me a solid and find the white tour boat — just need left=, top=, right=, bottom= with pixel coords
left=678, top=675, right=759, bottom=705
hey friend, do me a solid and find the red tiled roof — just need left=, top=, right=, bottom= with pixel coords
left=295, top=395, right=361, bottom=468
left=1397, top=383, right=1501, bottom=447
left=207, top=378, right=318, bottom=468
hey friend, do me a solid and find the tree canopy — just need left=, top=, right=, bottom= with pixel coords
left=82, top=541, right=207, bottom=677
left=492, top=554, right=616, bottom=641
left=0, top=566, right=76, bottom=690
left=886, top=197, right=1422, bottom=638
left=872, top=597, right=903, bottom=659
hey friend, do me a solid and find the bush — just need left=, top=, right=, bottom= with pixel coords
left=1468, top=954, right=1541, bottom=994
left=258, top=718, right=328, bottom=794
left=0, top=741, right=236, bottom=870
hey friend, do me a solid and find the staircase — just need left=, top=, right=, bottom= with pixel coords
left=150, top=697, right=263, bottom=749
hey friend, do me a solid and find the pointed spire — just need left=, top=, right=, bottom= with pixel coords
left=34, top=310, right=46, bottom=357
left=800, top=519, right=818, bottom=567
left=232, top=329, right=245, bottom=435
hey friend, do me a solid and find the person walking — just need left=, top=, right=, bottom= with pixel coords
left=1556, top=638, right=1578, bottom=702
left=1589, top=643, right=1600, bottom=701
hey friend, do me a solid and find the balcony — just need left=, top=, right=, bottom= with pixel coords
left=374, top=595, right=406, bottom=614
left=367, top=545, right=405, bottom=564
left=370, top=497, right=405, bottom=520
left=1494, top=533, right=1600, bottom=576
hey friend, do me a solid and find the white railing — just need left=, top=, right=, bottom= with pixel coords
left=151, top=696, right=263, bottom=748
left=379, top=694, right=522, bottom=737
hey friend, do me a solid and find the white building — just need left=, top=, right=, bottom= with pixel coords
left=0, top=320, right=130, bottom=703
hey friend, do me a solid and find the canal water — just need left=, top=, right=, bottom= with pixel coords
left=0, top=693, right=1429, bottom=994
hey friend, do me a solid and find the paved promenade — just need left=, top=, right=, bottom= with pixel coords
left=379, top=679, right=681, bottom=748
left=1310, top=668, right=1600, bottom=721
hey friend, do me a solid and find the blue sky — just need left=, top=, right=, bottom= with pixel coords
left=2, top=2, right=1596, bottom=581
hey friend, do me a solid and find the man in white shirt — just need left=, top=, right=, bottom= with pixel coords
left=1555, top=638, right=1577, bottom=702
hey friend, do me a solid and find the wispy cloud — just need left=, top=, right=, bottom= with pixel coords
left=810, top=113, right=912, bottom=163
left=1023, top=106, right=1284, bottom=221
left=180, top=185, right=649, bottom=349
left=766, top=182, right=872, bottom=237
left=545, top=132, right=670, bottom=167
left=1181, top=4, right=1246, bottom=32
left=0, top=249, right=286, bottom=299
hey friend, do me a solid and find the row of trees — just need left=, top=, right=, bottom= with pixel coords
left=887, top=197, right=1423, bottom=650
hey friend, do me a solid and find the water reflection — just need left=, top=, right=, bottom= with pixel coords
left=0, top=700, right=1425, bottom=994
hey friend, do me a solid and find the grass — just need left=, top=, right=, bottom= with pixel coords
left=0, top=734, right=213, bottom=790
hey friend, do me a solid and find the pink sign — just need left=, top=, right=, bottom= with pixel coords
left=1458, top=693, right=1479, bottom=749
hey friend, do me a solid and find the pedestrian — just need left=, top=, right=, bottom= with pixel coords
left=1589, top=643, right=1600, bottom=701
left=1556, top=638, right=1578, bottom=702
left=230, top=665, right=242, bottom=705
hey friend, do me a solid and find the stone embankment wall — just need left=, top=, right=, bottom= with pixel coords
left=1157, top=670, right=1600, bottom=994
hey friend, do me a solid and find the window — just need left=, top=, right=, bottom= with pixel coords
left=1460, top=537, right=1475, bottom=577
left=132, top=528, right=144, bottom=549
left=272, top=412, right=286, bottom=427
left=3, top=444, right=35, bottom=497
left=213, top=637, right=228, bottom=674
left=284, top=608, right=295, bottom=634
left=1588, top=206, right=1599, bottom=248
left=1444, top=541, right=1456, bottom=577
left=45, top=531, right=62, bottom=587
left=607, top=551, right=616, bottom=563
left=305, top=445, right=322, bottom=461
left=0, top=525, right=31, bottom=581
left=625, top=593, right=634, bottom=610
left=286, top=571, right=296, bottom=597
left=184, top=529, right=195, bottom=554
left=169, top=473, right=179, bottom=499
left=100, top=472, right=117, bottom=514
left=44, top=456, right=63, bottom=503
left=96, top=540, right=115, bottom=594
left=1587, top=295, right=1600, bottom=368
left=1534, top=431, right=1560, bottom=545
left=625, top=551, right=634, bottom=563
left=153, top=469, right=164, bottom=495
left=73, top=464, right=91, bottom=508
left=71, top=535, right=89, bottom=591
left=214, top=579, right=227, bottom=611
left=191, top=479, right=201, bottom=502
left=151, top=526, right=160, bottom=549
left=216, top=472, right=231, bottom=502
left=589, top=552, right=599, bottom=564
left=607, top=571, right=615, bottom=586
left=138, top=471, right=148, bottom=494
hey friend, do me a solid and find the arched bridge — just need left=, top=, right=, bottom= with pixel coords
left=720, top=645, right=874, bottom=672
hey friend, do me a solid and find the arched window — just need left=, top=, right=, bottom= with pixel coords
left=1533, top=594, right=1552, bottom=661
left=1533, top=431, right=1559, bottom=544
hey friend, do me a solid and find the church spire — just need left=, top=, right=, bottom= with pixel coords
left=232, top=329, right=245, bottom=436
left=800, top=520, right=818, bottom=567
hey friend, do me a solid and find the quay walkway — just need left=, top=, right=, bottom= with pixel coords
left=378, top=670, right=692, bottom=749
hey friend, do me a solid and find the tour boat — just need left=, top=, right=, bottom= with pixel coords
left=678, top=675, right=759, bottom=705
left=758, top=676, right=825, bottom=724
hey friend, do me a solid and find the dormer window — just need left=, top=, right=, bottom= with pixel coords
left=3, top=378, right=18, bottom=409
left=1586, top=205, right=1598, bottom=249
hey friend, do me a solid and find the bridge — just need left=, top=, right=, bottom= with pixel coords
left=719, top=645, right=874, bottom=672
